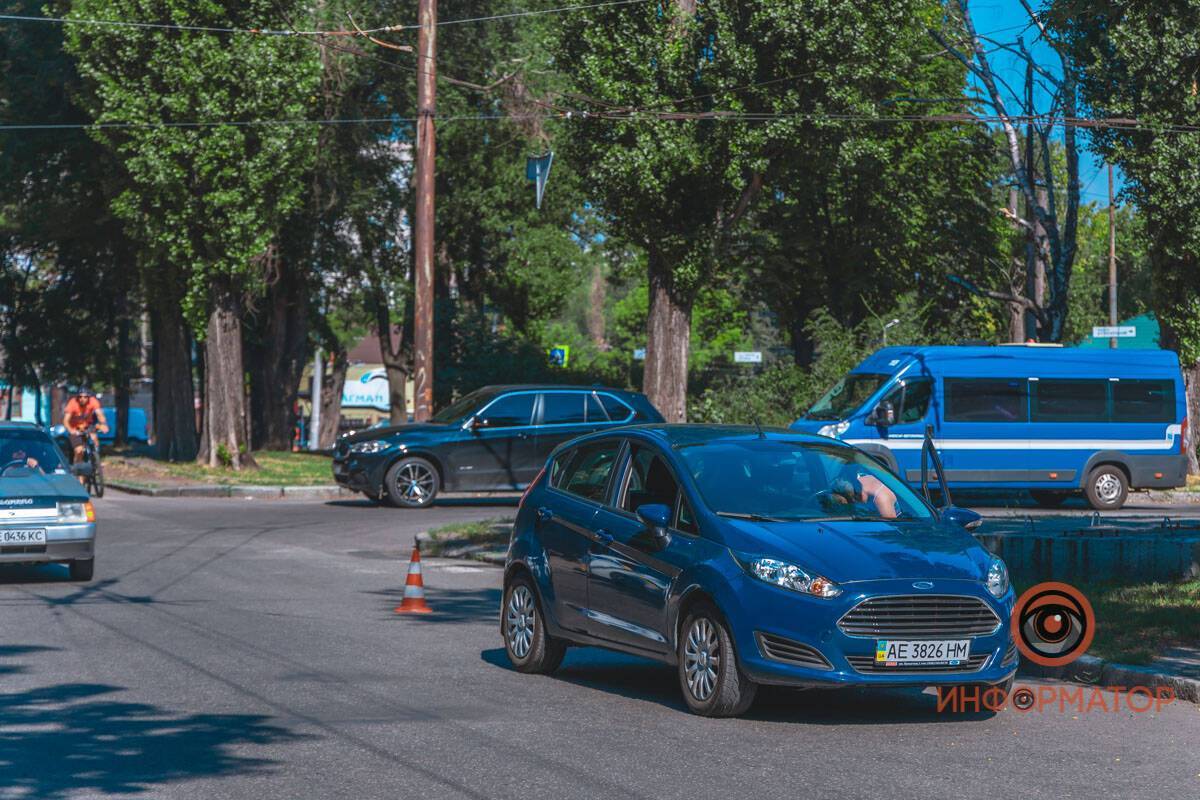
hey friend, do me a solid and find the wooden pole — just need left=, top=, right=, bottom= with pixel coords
left=412, top=0, right=437, bottom=421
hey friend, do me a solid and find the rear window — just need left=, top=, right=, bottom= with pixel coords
left=1113, top=379, right=1176, bottom=422
left=541, top=392, right=585, bottom=425
left=944, top=378, right=1028, bottom=422
left=1033, top=380, right=1108, bottom=422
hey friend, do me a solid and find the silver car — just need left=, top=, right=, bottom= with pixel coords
left=0, top=422, right=96, bottom=581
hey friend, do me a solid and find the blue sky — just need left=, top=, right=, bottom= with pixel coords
left=970, top=1, right=1122, bottom=206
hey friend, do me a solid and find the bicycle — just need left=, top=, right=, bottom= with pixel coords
left=78, top=424, right=105, bottom=498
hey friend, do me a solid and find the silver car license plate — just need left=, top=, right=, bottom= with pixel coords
left=0, top=528, right=47, bottom=545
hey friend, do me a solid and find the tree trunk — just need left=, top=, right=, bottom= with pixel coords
left=150, top=300, right=197, bottom=461
left=197, top=285, right=256, bottom=469
left=1183, top=361, right=1200, bottom=475
left=113, top=315, right=132, bottom=447
left=248, top=256, right=309, bottom=450
left=587, top=260, right=607, bottom=348
left=643, top=259, right=692, bottom=422
left=383, top=359, right=409, bottom=425
left=317, top=349, right=347, bottom=448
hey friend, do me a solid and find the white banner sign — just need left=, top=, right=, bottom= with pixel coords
left=734, top=351, right=763, bottom=364
left=1092, top=326, right=1136, bottom=338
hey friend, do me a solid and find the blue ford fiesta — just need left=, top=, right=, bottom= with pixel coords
left=501, top=425, right=1016, bottom=717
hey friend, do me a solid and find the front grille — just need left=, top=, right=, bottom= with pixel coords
left=847, top=654, right=989, bottom=674
left=756, top=633, right=832, bottom=670
left=837, top=595, right=1001, bottom=639
left=1002, top=640, right=1019, bottom=666
left=1, top=545, right=46, bottom=555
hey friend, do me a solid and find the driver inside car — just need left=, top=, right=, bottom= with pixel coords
left=827, top=467, right=899, bottom=519
left=2, top=446, right=41, bottom=474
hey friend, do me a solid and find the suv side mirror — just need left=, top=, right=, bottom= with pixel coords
left=941, top=506, right=982, bottom=531
left=468, top=417, right=485, bottom=431
left=636, top=503, right=672, bottom=548
left=871, top=400, right=895, bottom=427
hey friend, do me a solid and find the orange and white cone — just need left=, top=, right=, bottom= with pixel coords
left=395, top=544, right=433, bottom=614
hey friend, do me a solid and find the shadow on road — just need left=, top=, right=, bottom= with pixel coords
left=0, top=563, right=77, bottom=585
left=368, top=585, right=501, bottom=624
left=0, top=647, right=306, bottom=798
left=479, top=646, right=997, bottom=724
left=325, top=495, right=519, bottom=509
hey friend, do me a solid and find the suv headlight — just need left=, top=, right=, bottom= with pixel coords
left=746, top=557, right=841, bottom=598
left=349, top=440, right=391, bottom=455
left=57, top=502, right=94, bottom=523
left=985, top=556, right=1010, bottom=598
left=817, top=420, right=849, bottom=438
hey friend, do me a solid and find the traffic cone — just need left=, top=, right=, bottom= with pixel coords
left=395, top=544, right=433, bottom=614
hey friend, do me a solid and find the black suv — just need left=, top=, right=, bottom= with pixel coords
left=332, top=385, right=664, bottom=507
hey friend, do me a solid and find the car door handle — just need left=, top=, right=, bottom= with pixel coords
left=516, top=432, right=531, bottom=439
left=536, top=507, right=554, bottom=522
left=593, top=529, right=614, bottom=545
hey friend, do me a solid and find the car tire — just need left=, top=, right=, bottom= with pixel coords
left=502, top=575, right=566, bottom=674
left=1029, top=490, right=1070, bottom=508
left=1084, top=465, right=1128, bottom=510
left=677, top=602, right=757, bottom=717
left=69, top=558, right=94, bottom=582
left=383, top=457, right=440, bottom=509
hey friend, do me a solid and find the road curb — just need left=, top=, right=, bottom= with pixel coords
left=1018, top=653, right=1200, bottom=704
left=107, top=480, right=353, bottom=500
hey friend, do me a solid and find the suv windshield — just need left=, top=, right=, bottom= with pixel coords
left=805, top=373, right=887, bottom=420
left=0, top=429, right=68, bottom=477
left=431, top=388, right=497, bottom=423
left=677, top=439, right=933, bottom=522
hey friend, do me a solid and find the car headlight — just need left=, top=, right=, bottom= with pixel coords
left=57, top=502, right=94, bottom=523
left=985, top=556, right=1009, bottom=598
left=817, top=420, right=849, bottom=438
left=349, top=440, right=391, bottom=455
left=746, top=557, right=841, bottom=598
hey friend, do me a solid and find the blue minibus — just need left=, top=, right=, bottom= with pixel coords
left=789, top=345, right=1187, bottom=509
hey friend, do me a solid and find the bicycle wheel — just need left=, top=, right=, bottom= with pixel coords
left=92, top=457, right=104, bottom=498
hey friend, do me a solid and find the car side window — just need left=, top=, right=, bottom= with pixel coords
left=622, top=445, right=680, bottom=513
left=558, top=440, right=622, bottom=503
left=478, top=393, right=535, bottom=428
left=598, top=394, right=633, bottom=423
left=675, top=494, right=699, bottom=535
left=585, top=393, right=609, bottom=422
left=541, top=392, right=586, bottom=425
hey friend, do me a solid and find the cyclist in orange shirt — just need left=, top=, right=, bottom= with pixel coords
left=64, top=387, right=109, bottom=467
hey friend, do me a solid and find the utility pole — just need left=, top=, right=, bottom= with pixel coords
left=1108, top=163, right=1118, bottom=349
left=412, top=0, right=437, bottom=422
left=309, top=348, right=323, bottom=450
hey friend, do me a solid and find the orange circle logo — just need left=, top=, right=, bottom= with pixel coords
left=1011, top=582, right=1095, bottom=667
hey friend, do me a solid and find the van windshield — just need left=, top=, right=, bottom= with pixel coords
left=805, top=374, right=887, bottom=420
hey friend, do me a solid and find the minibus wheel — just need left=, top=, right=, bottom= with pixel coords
left=1085, top=465, right=1128, bottom=510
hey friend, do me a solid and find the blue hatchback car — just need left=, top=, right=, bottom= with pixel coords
left=501, top=425, right=1016, bottom=717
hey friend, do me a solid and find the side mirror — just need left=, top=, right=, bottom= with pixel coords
left=636, top=503, right=672, bottom=548
left=468, top=417, right=485, bottom=431
left=941, top=506, right=982, bottom=531
left=871, top=400, right=895, bottom=427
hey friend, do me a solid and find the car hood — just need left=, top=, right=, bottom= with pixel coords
left=345, top=422, right=454, bottom=443
left=0, top=471, right=89, bottom=502
left=720, top=517, right=989, bottom=584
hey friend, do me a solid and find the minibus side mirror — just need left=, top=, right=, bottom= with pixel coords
left=870, top=400, right=895, bottom=427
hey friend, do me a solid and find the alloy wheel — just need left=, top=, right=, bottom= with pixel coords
left=506, top=585, right=536, bottom=659
left=396, top=462, right=436, bottom=502
left=1095, top=472, right=1122, bottom=502
left=683, top=617, right=720, bottom=702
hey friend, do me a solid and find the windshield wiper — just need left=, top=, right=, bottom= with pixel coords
left=715, top=511, right=789, bottom=523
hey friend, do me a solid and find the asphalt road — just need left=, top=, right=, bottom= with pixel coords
left=1, top=494, right=1197, bottom=800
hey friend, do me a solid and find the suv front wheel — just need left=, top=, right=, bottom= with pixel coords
left=384, top=457, right=440, bottom=508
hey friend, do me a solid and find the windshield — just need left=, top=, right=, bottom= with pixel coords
left=431, top=388, right=498, bottom=423
left=0, top=429, right=68, bottom=477
left=677, top=439, right=933, bottom=522
left=805, top=373, right=887, bottom=420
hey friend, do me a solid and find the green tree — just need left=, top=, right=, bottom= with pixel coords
left=1049, top=0, right=1200, bottom=468
left=65, top=0, right=320, bottom=467
left=556, top=0, right=997, bottom=420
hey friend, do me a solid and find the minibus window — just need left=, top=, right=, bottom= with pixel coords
left=1112, top=380, right=1176, bottom=422
left=882, top=379, right=933, bottom=424
left=806, top=374, right=887, bottom=420
left=944, top=378, right=1028, bottom=422
left=1033, top=380, right=1108, bottom=422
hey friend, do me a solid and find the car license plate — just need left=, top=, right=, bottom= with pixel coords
left=875, top=639, right=970, bottom=666
left=0, top=528, right=47, bottom=545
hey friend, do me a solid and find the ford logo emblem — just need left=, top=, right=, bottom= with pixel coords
left=912, top=581, right=934, bottom=590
